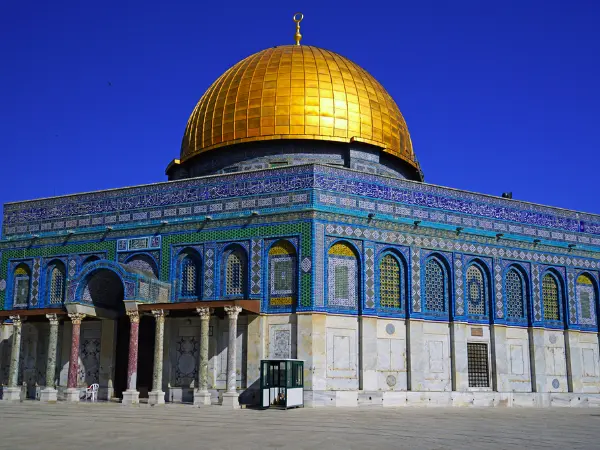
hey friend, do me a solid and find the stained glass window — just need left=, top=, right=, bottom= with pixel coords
left=542, top=274, right=560, bottom=321
left=505, top=269, right=525, bottom=319
left=181, top=255, right=199, bottom=297
left=328, top=242, right=358, bottom=308
left=379, top=254, right=401, bottom=308
left=269, top=241, right=297, bottom=306
left=226, top=249, right=246, bottom=296
left=13, top=265, right=30, bottom=308
left=467, top=265, right=485, bottom=315
left=48, top=264, right=66, bottom=304
left=576, top=274, right=596, bottom=324
left=424, top=258, right=446, bottom=312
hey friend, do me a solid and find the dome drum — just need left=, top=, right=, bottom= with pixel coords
left=167, top=139, right=420, bottom=181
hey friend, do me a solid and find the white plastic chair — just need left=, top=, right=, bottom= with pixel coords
left=84, top=383, right=99, bottom=402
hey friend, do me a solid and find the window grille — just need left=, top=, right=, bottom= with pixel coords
left=506, top=269, right=525, bottom=319
left=327, top=242, right=358, bottom=308
left=269, top=241, right=297, bottom=306
left=542, top=274, right=560, bottom=321
left=379, top=254, right=401, bottom=308
left=466, top=265, right=485, bottom=315
left=226, top=249, right=246, bottom=296
left=467, top=342, right=489, bottom=387
left=49, top=266, right=65, bottom=304
left=424, top=258, right=445, bottom=312
left=181, top=256, right=198, bottom=297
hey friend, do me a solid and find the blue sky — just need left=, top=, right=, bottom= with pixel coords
left=1, top=0, right=599, bottom=222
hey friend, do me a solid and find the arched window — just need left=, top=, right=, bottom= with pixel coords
left=379, top=254, right=401, bottom=308
left=466, top=264, right=486, bottom=316
left=180, top=254, right=200, bottom=298
left=576, top=274, right=596, bottom=324
left=225, top=248, right=247, bottom=297
left=47, top=262, right=66, bottom=305
left=125, top=254, right=158, bottom=278
left=505, top=268, right=525, bottom=319
left=268, top=241, right=297, bottom=307
left=542, top=273, right=560, bottom=321
left=328, top=242, right=358, bottom=308
left=12, top=264, right=31, bottom=308
left=424, top=257, right=446, bottom=313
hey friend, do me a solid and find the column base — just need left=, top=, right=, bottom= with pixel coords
left=148, top=390, right=165, bottom=406
left=39, top=388, right=58, bottom=403
left=1, top=387, right=22, bottom=402
left=122, top=389, right=140, bottom=406
left=64, top=388, right=81, bottom=403
left=194, top=389, right=212, bottom=406
left=221, top=391, right=240, bottom=409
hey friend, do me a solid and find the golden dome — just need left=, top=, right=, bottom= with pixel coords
left=180, top=45, right=418, bottom=171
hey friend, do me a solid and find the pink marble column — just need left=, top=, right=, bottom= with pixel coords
left=65, top=313, right=85, bottom=402
left=122, top=310, right=140, bottom=405
left=67, top=313, right=85, bottom=389
left=126, top=310, right=140, bottom=390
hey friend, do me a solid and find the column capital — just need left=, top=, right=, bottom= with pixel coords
left=196, top=307, right=213, bottom=319
left=151, top=309, right=168, bottom=322
left=68, top=313, right=86, bottom=325
left=224, top=305, right=242, bottom=319
left=126, top=310, right=140, bottom=323
left=46, top=313, right=60, bottom=326
left=9, top=315, right=25, bottom=326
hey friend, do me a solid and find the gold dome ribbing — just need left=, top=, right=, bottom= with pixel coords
left=181, top=45, right=418, bottom=170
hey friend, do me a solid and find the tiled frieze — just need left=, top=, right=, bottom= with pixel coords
left=5, top=165, right=600, bottom=252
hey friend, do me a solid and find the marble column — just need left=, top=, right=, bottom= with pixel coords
left=222, top=306, right=242, bottom=408
left=148, top=310, right=167, bottom=406
left=122, top=310, right=140, bottom=405
left=65, top=313, right=85, bottom=402
left=194, top=307, right=213, bottom=406
left=39, top=314, right=60, bottom=403
left=2, top=316, right=24, bottom=401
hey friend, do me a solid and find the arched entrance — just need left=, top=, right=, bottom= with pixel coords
left=78, top=267, right=155, bottom=400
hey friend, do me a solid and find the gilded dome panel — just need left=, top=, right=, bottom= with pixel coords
left=181, top=45, right=418, bottom=170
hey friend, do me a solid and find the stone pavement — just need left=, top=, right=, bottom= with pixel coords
left=1, top=402, right=600, bottom=449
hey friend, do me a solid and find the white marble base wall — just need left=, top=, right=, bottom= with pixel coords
left=494, top=325, right=533, bottom=392
left=532, top=328, right=569, bottom=392
left=567, top=330, right=600, bottom=393
left=409, top=320, right=451, bottom=391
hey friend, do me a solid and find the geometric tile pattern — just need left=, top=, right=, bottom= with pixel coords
left=315, top=223, right=325, bottom=308
left=411, top=247, right=421, bottom=312
left=567, top=270, right=577, bottom=325
left=454, top=254, right=464, bottom=316
left=203, top=246, right=215, bottom=299
left=251, top=239, right=262, bottom=295
left=30, top=258, right=41, bottom=307
left=365, top=246, right=375, bottom=309
left=532, top=264, right=541, bottom=322
left=494, top=259, right=504, bottom=319
left=320, top=222, right=599, bottom=270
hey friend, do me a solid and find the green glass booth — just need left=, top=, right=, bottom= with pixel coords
left=260, top=359, right=304, bottom=409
